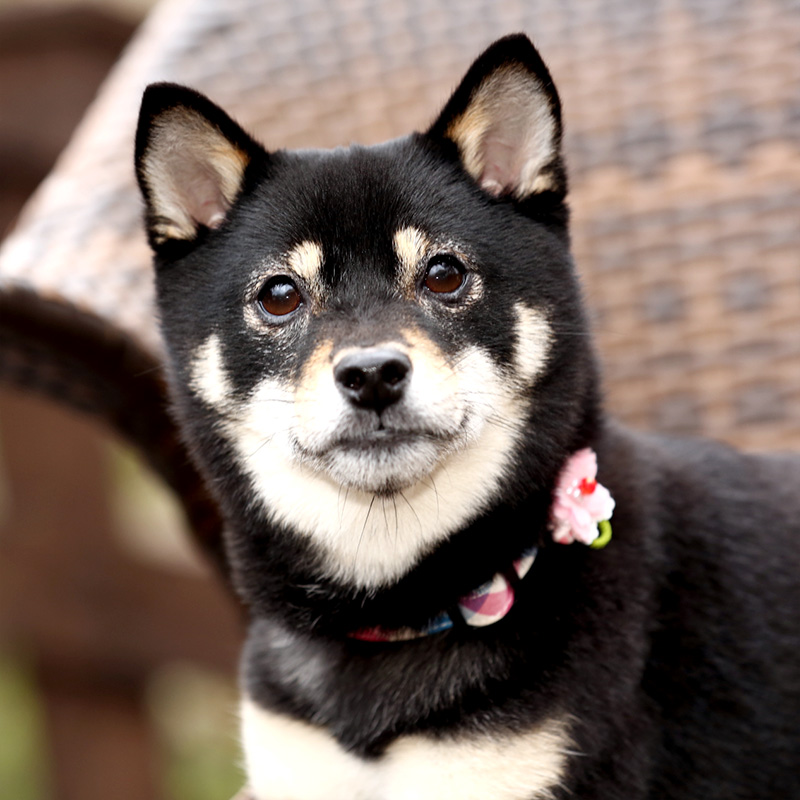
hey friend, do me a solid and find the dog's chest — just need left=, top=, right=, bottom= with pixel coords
left=240, top=698, right=571, bottom=800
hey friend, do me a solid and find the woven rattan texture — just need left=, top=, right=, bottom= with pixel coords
left=1, top=0, right=799, bottom=455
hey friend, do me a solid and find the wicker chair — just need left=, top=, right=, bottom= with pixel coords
left=1, top=0, right=798, bottom=797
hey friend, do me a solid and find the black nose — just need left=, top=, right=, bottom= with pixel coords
left=334, top=348, right=412, bottom=412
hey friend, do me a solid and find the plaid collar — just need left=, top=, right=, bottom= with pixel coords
left=348, top=546, right=538, bottom=642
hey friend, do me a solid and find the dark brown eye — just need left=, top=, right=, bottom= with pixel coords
left=423, top=255, right=466, bottom=295
left=258, top=276, right=302, bottom=317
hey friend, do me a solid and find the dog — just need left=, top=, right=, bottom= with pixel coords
left=134, top=33, right=799, bottom=800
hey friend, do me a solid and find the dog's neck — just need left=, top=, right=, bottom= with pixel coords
left=343, top=446, right=613, bottom=642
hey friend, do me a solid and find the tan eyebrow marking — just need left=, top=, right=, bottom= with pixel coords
left=287, top=240, right=324, bottom=284
left=393, top=226, right=430, bottom=297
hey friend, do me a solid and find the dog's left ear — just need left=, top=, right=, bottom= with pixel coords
left=428, top=34, right=565, bottom=200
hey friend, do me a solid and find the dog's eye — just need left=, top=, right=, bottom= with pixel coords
left=258, top=276, right=302, bottom=317
left=423, top=255, right=466, bottom=295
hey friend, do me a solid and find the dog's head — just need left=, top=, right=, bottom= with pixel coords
left=135, top=35, right=598, bottom=599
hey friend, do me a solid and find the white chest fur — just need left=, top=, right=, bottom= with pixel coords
left=240, top=697, right=572, bottom=800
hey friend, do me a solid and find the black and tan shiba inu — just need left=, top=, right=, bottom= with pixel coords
left=134, top=34, right=799, bottom=800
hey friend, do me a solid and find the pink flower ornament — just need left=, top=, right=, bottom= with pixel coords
left=550, top=448, right=615, bottom=547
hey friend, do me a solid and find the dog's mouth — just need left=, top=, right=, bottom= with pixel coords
left=329, top=426, right=444, bottom=450
left=294, top=421, right=469, bottom=494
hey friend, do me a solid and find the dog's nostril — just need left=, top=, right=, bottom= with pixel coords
left=341, top=368, right=367, bottom=391
left=334, top=348, right=412, bottom=412
left=381, top=360, right=408, bottom=386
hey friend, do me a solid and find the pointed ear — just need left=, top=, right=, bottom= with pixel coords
left=135, top=83, right=262, bottom=249
left=428, top=34, right=565, bottom=200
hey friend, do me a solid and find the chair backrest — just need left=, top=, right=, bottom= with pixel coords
left=1, top=0, right=799, bottom=567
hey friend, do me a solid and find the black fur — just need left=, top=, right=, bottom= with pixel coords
left=136, top=34, right=800, bottom=799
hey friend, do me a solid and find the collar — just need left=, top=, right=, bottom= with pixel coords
left=349, top=546, right=539, bottom=642
left=348, top=447, right=614, bottom=643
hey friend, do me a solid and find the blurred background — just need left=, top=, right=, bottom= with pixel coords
left=0, top=0, right=798, bottom=798
left=1, top=2, right=243, bottom=799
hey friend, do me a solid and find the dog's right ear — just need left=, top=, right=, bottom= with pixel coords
left=427, top=34, right=565, bottom=201
left=135, top=83, right=263, bottom=250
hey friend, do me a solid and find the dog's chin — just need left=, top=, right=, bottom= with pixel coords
left=306, top=435, right=447, bottom=495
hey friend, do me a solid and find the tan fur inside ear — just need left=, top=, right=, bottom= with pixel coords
left=140, top=108, right=250, bottom=244
left=446, top=65, right=558, bottom=199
